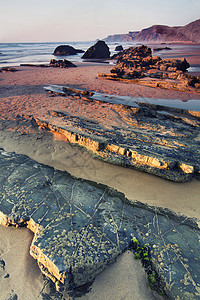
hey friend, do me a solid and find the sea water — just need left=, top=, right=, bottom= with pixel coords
left=0, top=41, right=127, bottom=67
left=0, top=41, right=199, bottom=73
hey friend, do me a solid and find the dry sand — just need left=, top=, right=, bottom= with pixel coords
left=0, top=63, right=200, bottom=299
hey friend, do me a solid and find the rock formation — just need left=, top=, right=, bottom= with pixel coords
left=101, top=45, right=200, bottom=91
left=82, top=40, right=110, bottom=59
left=105, top=19, right=200, bottom=43
left=42, top=85, right=200, bottom=183
left=114, top=45, right=123, bottom=51
left=153, top=47, right=172, bottom=52
left=50, top=59, right=77, bottom=68
left=0, top=148, right=200, bottom=299
left=53, top=45, right=84, bottom=56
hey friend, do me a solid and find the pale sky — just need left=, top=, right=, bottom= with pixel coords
left=1, top=0, right=199, bottom=42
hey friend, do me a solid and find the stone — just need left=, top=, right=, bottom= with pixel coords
left=82, top=41, right=110, bottom=59
left=103, top=45, right=200, bottom=91
left=49, top=59, right=77, bottom=68
left=0, top=148, right=200, bottom=299
left=53, top=45, right=84, bottom=56
left=114, top=45, right=123, bottom=51
left=42, top=85, right=200, bottom=182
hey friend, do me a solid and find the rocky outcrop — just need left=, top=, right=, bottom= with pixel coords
left=42, top=85, right=200, bottom=182
left=110, top=45, right=190, bottom=73
left=82, top=40, right=110, bottom=59
left=114, top=45, right=123, bottom=51
left=53, top=45, right=84, bottom=56
left=50, top=59, right=77, bottom=68
left=103, top=45, right=200, bottom=91
left=105, top=19, right=200, bottom=43
left=0, top=148, right=200, bottom=299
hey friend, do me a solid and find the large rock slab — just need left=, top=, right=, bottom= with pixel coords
left=42, top=86, right=200, bottom=182
left=0, top=149, right=200, bottom=299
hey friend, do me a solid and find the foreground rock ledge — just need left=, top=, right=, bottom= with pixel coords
left=0, top=149, right=200, bottom=299
left=43, top=86, right=200, bottom=182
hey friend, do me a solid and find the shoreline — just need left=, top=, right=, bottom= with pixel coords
left=0, top=62, right=200, bottom=299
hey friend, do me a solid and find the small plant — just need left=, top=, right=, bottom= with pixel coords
left=129, top=237, right=166, bottom=296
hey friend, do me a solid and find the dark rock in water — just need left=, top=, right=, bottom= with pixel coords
left=1, top=67, right=18, bottom=72
left=82, top=40, right=110, bottom=59
left=115, top=45, right=123, bottom=51
left=50, top=59, right=77, bottom=68
left=53, top=45, right=84, bottom=56
left=153, top=47, right=172, bottom=51
left=0, top=149, right=200, bottom=299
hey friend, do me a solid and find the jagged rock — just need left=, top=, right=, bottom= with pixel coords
left=0, top=149, right=200, bottom=299
left=53, top=45, right=84, bottom=56
left=110, top=45, right=190, bottom=75
left=104, top=45, right=200, bottom=91
left=82, top=41, right=110, bottom=59
left=114, top=45, right=123, bottom=51
left=49, top=59, right=77, bottom=68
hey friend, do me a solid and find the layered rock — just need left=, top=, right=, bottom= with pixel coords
left=0, top=148, right=200, bottom=299
left=102, top=45, right=200, bottom=91
left=53, top=45, right=84, bottom=56
left=42, top=85, right=200, bottom=182
left=110, top=45, right=190, bottom=73
left=82, top=40, right=110, bottom=59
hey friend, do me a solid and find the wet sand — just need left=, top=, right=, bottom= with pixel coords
left=0, top=62, right=200, bottom=299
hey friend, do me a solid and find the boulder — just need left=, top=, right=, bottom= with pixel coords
left=115, top=45, right=123, bottom=51
left=82, top=40, right=110, bottom=59
left=50, top=59, right=77, bottom=68
left=53, top=45, right=84, bottom=56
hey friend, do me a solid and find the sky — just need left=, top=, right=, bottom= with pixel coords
left=1, top=0, right=200, bottom=42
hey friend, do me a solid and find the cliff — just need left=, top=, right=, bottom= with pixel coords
left=105, top=19, right=200, bottom=43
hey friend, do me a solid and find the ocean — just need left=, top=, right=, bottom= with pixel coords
left=0, top=41, right=199, bottom=73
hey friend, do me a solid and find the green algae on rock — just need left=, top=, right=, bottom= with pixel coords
left=0, top=149, right=200, bottom=299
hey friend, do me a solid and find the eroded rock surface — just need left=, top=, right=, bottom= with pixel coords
left=43, top=86, right=200, bottom=182
left=102, top=45, right=200, bottom=92
left=0, top=149, right=200, bottom=299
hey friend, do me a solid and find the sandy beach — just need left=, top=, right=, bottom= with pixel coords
left=0, top=61, right=200, bottom=299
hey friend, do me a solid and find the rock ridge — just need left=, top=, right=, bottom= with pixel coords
left=0, top=149, right=200, bottom=299
left=43, top=86, right=200, bottom=182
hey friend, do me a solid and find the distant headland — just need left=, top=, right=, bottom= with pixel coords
left=104, top=19, right=200, bottom=43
